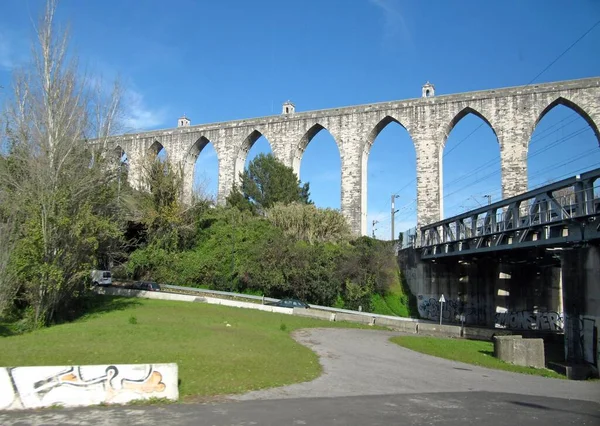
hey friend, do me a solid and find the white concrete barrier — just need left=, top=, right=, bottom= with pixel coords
left=201, top=296, right=293, bottom=314
left=293, top=308, right=336, bottom=321
left=0, top=363, right=178, bottom=410
left=96, top=286, right=198, bottom=302
left=95, top=287, right=293, bottom=315
left=374, top=317, right=418, bottom=333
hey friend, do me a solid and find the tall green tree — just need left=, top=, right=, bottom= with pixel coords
left=227, top=153, right=311, bottom=212
left=129, top=156, right=210, bottom=252
left=0, top=0, right=124, bottom=326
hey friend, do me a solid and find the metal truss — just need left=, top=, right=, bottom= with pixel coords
left=420, top=168, right=600, bottom=259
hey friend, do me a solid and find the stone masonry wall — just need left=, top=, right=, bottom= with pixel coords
left=105, top=77, right=600, bottom=235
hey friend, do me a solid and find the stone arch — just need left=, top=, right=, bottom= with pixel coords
left=362, top=115, right=417, bottom=237
left=365, top=115, right=415, bottom=153
left=235, top=129, right=273, bottom=185
left=533, top=97, right=600, bottom=146
left=293, top=122, right=341, bottom=174
left=185, top=136, right=212, bottom=171
left=183, top=136, right=218, bottom=201
left=441, top=106, right=501, bottom=217
left=106, top=145, right=129, bottom=183
left=148, top=140, right=167, bottom=159
left=442, top=106, right=497, bottom=149
left=109, top=145, right=128, bottom=163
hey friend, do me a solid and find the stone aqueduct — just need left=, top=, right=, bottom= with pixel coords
left=106, top=77, right=600, bottom=235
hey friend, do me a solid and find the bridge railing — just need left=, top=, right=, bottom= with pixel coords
left=420, top=168, right=600, bottom=251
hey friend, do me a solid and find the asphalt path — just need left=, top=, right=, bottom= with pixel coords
left=1, top=328, right=599, bottom=425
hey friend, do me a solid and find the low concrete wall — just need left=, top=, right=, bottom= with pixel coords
left=293, top=308, right=336, bottom=321
left=462, top=327, right=512, bottom=341
left=374, top=317, right=418, bottom=333
left=335, top=312, right=375, bottom=325
left=494, top=335, right=545, bottom=368
left=97, top=287, right=516, bottom=341
left=97, top=286, right=199, bottom=302
left=0, top=363, right=178, bottom=410
left=95, top=287, right=293, bottom=315
left=203, top=296, right=292, bottom=315
left=417, top=323, right=462, bottom=338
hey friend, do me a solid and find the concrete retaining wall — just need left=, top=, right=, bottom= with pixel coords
left=96, top=287, right=508, bottom=341
left=494, top=336, right=545, bottom=368
left=0, top=363, right=178, bottom=410
left=96, top=286, right=199, bottom=302
left=96, top=287, right=293, bottom=315
left=335, top=312, right=375, bottom=325
left=417, top=323, right=462, bottom=338
left=202, top=296, right=292, bottom=315
left=373, top=317, right=418, bottom=333
left=293, top=308, right=336, bottom=321
left=463, top=327, right=512, bottom=341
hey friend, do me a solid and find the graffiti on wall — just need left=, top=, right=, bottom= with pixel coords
left=495, top=310, right=563, bottom=331
left=417, top=294, right=487, bottom=325
left=566, top=315, right=598, bottom=365
left=0, top=363, right=178, bottom=410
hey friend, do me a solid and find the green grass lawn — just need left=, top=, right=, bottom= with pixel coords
left=0, top=296, right=372, bottom=399
left=390, top=336, right=564, bottom=379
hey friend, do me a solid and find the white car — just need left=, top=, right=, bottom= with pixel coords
left=91, top=270, right=112, bottom=286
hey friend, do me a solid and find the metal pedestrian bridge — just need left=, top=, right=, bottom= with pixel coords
left=420, top=168, right=600, bottom=260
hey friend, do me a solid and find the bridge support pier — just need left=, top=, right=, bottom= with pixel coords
left=497, top=125, right=531, bottom=199
left=400, top=244, right=600, bottom=369
left=561, top=244, right=600, bottom=367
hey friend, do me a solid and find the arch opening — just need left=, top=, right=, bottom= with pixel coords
left=110, top=145, right=129, bottom=186
left=534, top=97, right=600, bottom=145
left=234, top=130, right=273, bottom=187
left=299, top=125, right=341, bottom=210
left=187, top=136, right=218, bottom=202
left=442, top=111, right=501, bottom=218
left=148, top=140, right=168, bottom=163
left=366, top=116, right=416, bottom=241
left=443, top=107, right=496, bottom=149
left=528, top=102, right=600, bottom=190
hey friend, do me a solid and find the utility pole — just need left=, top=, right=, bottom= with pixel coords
left=483, top=194, right=492, bottom=205
left=391, top=194, right=400, bottom=241
left=372, top=220, right=379, bottom=238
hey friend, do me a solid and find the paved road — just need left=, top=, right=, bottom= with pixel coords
left=1, top=328, right=599, bottom=425
left=236, top=328, right=600, bottom=402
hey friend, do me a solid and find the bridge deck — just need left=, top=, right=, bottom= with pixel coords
left=420, top=168, right=600, bottom=260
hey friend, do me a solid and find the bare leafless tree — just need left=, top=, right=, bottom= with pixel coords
left=0, top=0, right=125, bottom=326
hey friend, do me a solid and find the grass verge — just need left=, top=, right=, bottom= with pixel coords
left=390, top=336, right=564, bottom=379
left=0, top=296, right=375, bottom=399
left=371, top=281, right=411, bottom=317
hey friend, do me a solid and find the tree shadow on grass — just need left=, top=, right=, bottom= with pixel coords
left=0, top=323, right=14, bottom=337
left=1, top=294, right=141, bottom=336
left=70, top=294, right=142, bottom=323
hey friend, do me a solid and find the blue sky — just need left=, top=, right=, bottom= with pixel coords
left=1, top=0, right=599, bottom=238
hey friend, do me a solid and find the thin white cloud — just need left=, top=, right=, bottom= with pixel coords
left=369, top=0, right=413, bottom=47
left=123, top=89, right=167, bottom=131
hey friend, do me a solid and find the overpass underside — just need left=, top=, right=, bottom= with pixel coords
left=399, top=243, right=599, bottom=371
left=404, top=169, right=600, bottom=370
